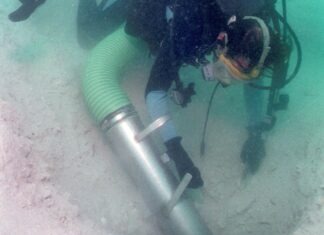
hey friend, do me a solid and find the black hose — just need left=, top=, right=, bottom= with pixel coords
left=275, top=11, right=302, bottom=85
left=282, top=0, right=288, bottom=41
left=250, top=10, right=302, bottom=90
left=200, top=82, right=221, bottom=157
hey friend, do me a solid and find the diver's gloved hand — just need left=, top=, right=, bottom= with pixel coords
left=240, top=129, right=266, bottom=174
left=171, top=82, right=196, bottom=108
left=9, top=0, right=46, bottom=22
left=165, top=137, right=204, bottom=188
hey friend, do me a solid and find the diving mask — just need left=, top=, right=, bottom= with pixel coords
left=202, top=16, right=271, bottom=85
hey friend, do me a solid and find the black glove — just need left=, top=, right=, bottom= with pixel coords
left=9, top=0, right=46, bottom=22
left=240, top=129, right=266, bottom=174
left=165, top=137, right=203, bottom=188
left=170, top=82, right=196, bottom=108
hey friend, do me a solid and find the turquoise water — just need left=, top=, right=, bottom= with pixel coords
left=0, top=1, right=323, bottom=235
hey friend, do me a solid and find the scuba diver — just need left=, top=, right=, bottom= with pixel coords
left=125, top=0, right=296, bottom=188
left=8, top=0, right=300, bottom=188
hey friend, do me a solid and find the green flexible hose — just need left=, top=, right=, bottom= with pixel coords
left=82, top=26, right=143, bottom=124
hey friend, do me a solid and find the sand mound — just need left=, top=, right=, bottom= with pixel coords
left=0, top=100, right=106, bottom=235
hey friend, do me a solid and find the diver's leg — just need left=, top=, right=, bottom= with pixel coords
left=9, top=0, right=46, bottom=22
left=241, top=81, right=266, bottom=173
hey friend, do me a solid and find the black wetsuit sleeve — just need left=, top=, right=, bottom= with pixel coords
left=145, top=0, right=227, bottom=95
left=145, top=37, right=182, bottom=96
left=145, top=0, right=203, bottom=95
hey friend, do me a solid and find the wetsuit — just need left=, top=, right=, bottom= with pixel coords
left=126, top=0, right=230, bottom=141
left=149, top=1, right=227, bottom=92
left=126, top=0, right=268, bottom=141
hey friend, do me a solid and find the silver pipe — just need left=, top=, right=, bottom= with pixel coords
left=102, top=105, right=213, bottom=235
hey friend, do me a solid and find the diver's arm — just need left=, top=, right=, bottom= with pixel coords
left=145, top=37, right=182, bottom=142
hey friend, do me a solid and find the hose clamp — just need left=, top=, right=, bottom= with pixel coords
left=100, top=105, right=137, bottom=132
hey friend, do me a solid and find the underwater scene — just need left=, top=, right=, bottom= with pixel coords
left=0, top=0, right=323, bottom=235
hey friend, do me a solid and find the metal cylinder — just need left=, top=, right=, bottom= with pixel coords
left=103, top=106, right=213, bottom=235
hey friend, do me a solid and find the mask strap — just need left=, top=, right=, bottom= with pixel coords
left=243, top=16, right=271, bottom=70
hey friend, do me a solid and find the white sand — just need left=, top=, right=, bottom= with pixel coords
left=0, top=1, right=323, bottom=235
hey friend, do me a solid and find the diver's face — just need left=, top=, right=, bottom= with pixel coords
left=214, top=33, right=252, bottom=75
left=231, top=55, right=251, bottom=73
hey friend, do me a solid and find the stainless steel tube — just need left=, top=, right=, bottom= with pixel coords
left=102, top=106, right=213, bottom=235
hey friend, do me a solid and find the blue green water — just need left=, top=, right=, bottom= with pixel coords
left=0, top=1, right=323, bottom=235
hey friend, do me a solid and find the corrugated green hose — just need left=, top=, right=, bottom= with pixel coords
left=82, top=26, right=143, bottom=124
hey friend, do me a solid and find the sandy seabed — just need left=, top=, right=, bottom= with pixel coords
left=0, top=1, right=323, bottom=235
